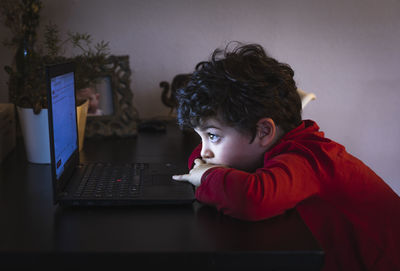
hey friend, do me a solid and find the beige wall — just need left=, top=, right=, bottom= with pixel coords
left=1, top=0, right=399, bottom=195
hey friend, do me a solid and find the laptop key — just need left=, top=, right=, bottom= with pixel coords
left=74, top=162, right=147, bottom=199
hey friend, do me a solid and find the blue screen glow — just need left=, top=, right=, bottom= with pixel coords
left=50, top=72, right=77, bottom=179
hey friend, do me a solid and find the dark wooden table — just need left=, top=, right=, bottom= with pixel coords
left=0, top=122, right=324, bottom=270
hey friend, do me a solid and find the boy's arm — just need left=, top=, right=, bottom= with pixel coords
left=173, top=158, right=225, bottom=187
left=195, top=154, right=321, bottom=222
left=177, top=144, right=320, bottom=222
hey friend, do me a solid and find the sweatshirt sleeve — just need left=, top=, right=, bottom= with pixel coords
left=187, top=144, right=202, bottom=169
left=195, top=153, right=321, bottom=221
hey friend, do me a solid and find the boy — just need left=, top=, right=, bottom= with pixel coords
left=172, top=43, right=400, bottom=270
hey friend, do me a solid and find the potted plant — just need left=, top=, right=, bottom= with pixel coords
left=44, top=24, right=110, bottom=152
left=0, top=0, right=110, bottom=163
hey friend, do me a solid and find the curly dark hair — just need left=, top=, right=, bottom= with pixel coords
left=176, top=42, right=302, bottom=138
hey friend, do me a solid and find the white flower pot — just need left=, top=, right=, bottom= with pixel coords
left=17, top=100, right=89, bottom=164
left=17, top=106, right=51, bottom=164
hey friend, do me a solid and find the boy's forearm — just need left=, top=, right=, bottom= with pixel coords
left=196, top=167, right=286, bottom=221
left=195, top=164, right=319, bottom=222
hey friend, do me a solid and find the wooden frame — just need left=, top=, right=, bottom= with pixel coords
left=85, top=55, right=138, bottom=138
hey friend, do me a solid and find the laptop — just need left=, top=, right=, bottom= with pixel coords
left=46, top=62, right=195, bottom=206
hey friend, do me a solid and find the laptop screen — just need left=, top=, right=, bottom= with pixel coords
left=48, top=68, right=78, bottom=179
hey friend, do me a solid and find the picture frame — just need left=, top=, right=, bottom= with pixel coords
left=84, top=55, right=139, bottom=138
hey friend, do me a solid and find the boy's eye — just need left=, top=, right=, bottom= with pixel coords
left=208, top=133, right=221, bottom=143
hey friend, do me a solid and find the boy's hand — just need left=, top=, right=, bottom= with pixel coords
left=172, top=159, right=224, bottom=187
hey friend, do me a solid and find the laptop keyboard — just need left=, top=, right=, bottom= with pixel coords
left=74, top=163, right=146, bottom=198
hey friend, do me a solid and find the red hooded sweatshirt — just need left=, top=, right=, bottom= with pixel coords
left=189, top=120, right=400, bottom=270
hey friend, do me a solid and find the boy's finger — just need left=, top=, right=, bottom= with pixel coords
left=194, top=159, right=204, bottom=166
left=172, top=174, right=188, bottom=181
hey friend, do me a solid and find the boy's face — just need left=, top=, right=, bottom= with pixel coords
left=194, top=118, right=266, bottom=172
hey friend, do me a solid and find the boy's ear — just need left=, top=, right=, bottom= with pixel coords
left=256, top=118, right=276, bottom=147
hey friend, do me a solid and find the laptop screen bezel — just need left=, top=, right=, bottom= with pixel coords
left=46, top=62, right=80, bottom=204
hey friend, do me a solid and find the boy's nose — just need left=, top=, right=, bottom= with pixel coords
left=201, top=146, right=214, bottom=159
